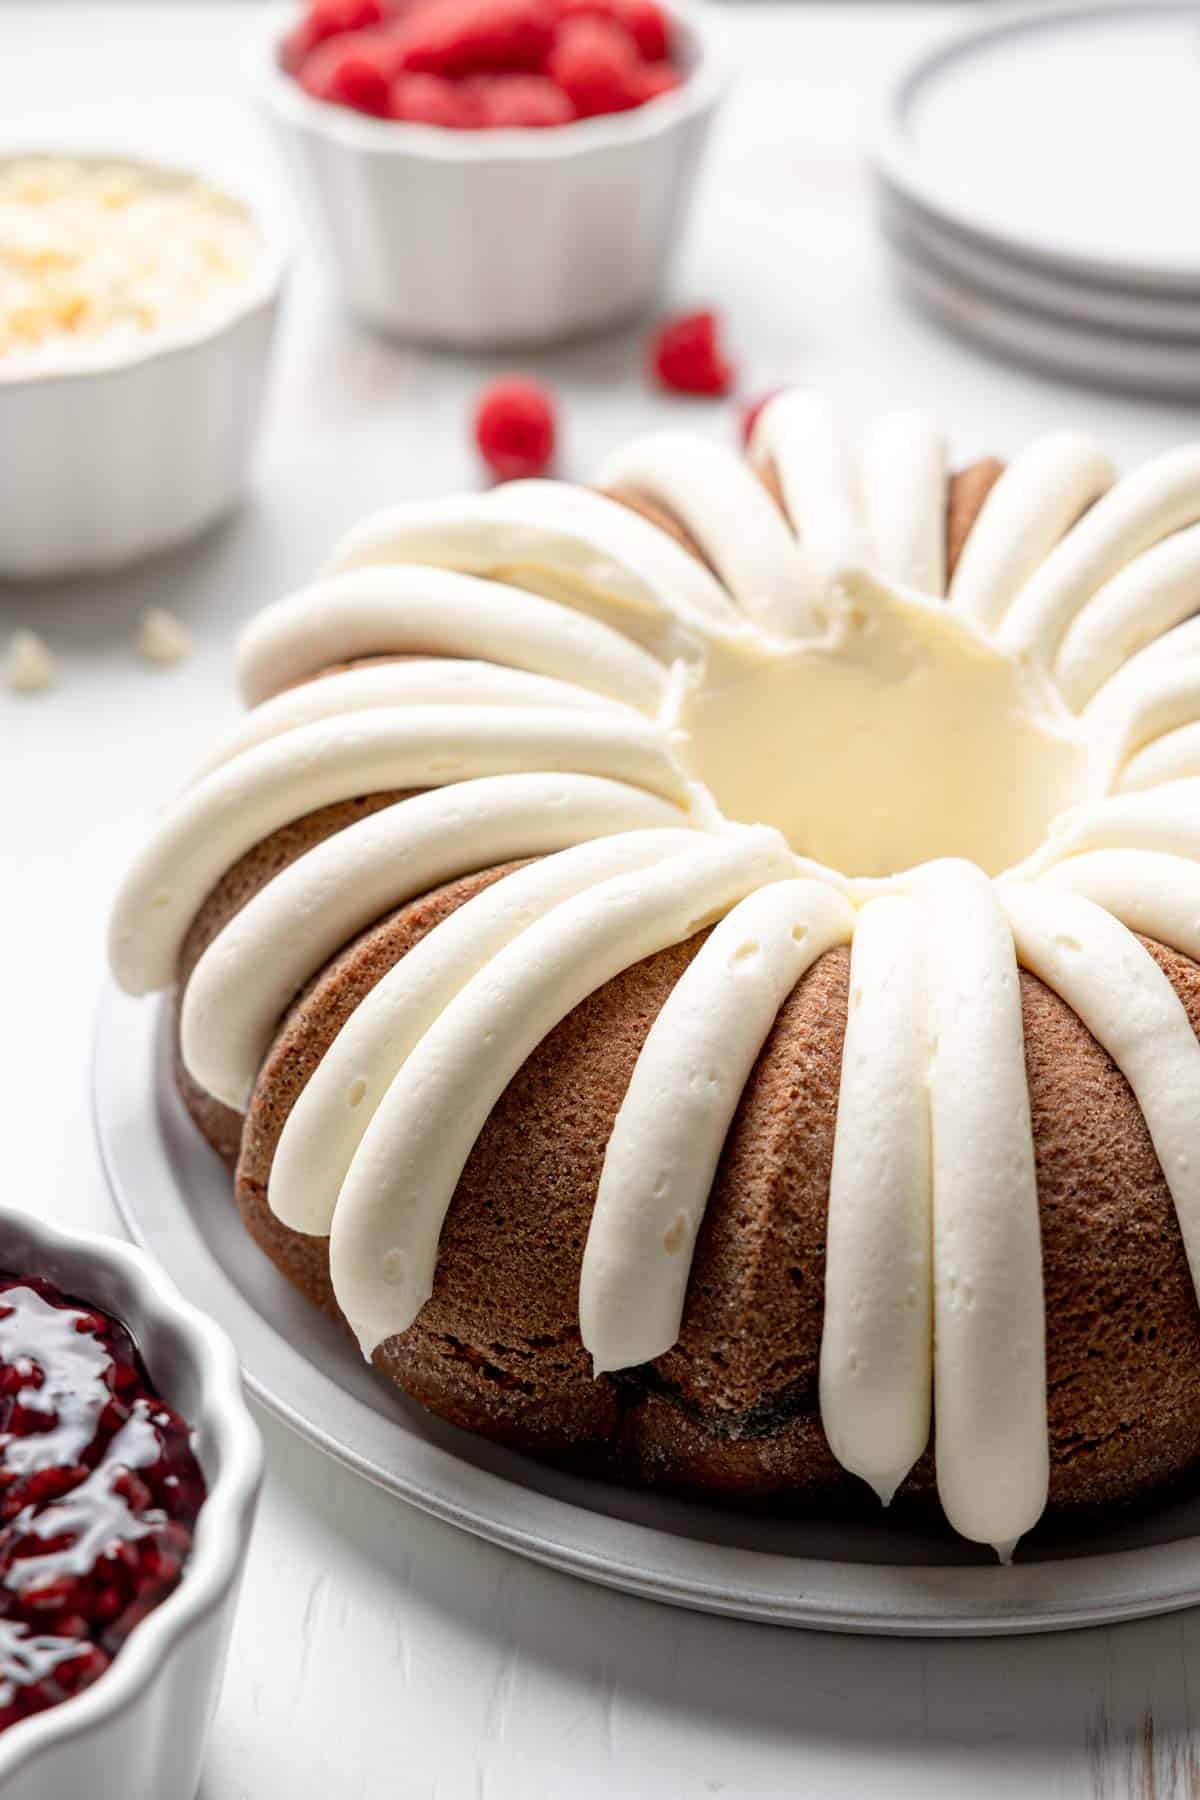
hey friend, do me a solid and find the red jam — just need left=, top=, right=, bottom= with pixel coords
left=0, top=1275, right=206, bottom=1734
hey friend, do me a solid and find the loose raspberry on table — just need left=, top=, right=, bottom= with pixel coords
left=647, top=310, right=735, bottom=397
left=546, top=15, right=643, bottom=117
left=473, top=377, right=558, bottom=481
left=396, top=0, right=557, bottom=76
left=298, top=29, right=402, bottom=113
left=466, top=73, right=576, bottom=127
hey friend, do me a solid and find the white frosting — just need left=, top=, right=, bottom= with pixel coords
left=1082, top=615, right=1200, bottom=750
left=107, top=394, right=1200, bottom=1556
left=595, top=431, right=823, bottom=639
left=948, top=431, right=1114, bottom=633
left=1091, top=661, right=1200, bottom=796
left=666, top=567, right=1088, bottom=880
left=858, top=411, right=947, bottom=597
left=236, top=567, right=669, bottom=714
left=1041, top=849, right=1200, bottom=962
left=819, top=895, right=931, bottom=1507
left=749, top=392, right=873, bottom=586
left=109, top=706, right=689, bottom=996
left=1121, top=723, right=1200, bottom=794
left=1003, top=885, right=1200, bottom=1303
left=193, top=659, right=628, bottom=780
left=1000, top=446, right=1200, bottom=666
left=269, top=827, right=703, bottom=1236
left=327, top=482, right=741, bottom=648
left=1011, top=779, right=1200, bottom=882
left=182, top=776, right=691, bottom=1112
left=915, top=860, right=1047, bottom=1559
left=580, top=879, right=854, bottom=1376
left=1055, top=524, right=1200, bottom=711
left=328, top=827, right=795, bottom=1355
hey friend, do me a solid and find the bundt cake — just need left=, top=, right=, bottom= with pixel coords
left=108, top=393, right=1200, bottom=1560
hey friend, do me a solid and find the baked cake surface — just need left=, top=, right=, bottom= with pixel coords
left=109, top=394, right=1200, bottom=1558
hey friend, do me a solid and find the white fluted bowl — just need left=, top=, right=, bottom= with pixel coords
left=0, top=150, right=285, bottom=582
left=0, top=1206, right=262, bottom=1800
left=250, top=0, right=728, bottom=348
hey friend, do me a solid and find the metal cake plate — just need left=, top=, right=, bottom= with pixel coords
left=93, top=982, right=1200, bottom=1635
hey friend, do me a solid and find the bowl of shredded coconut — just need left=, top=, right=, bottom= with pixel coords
left=0, top=152, right=286, bottom=578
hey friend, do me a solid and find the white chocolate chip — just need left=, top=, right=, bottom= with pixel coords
left=4, top=629, right=56, bottom=694
left=138, top=607, right=193, bottom=667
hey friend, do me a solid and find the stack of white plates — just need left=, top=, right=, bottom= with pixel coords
left=875, top=3, right=1200, bottom=399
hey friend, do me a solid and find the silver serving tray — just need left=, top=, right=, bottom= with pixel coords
left=93, top=982, right=1200, bottom=1635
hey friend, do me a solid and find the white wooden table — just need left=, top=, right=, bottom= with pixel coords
left=5, top=6, right=1200, bottom=1795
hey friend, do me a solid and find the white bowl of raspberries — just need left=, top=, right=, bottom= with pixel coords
left=251, top=0, right=728, bottom=347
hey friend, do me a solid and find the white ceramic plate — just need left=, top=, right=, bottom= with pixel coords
left=93, top=982, right=1200, bottom=1636
left=877, top=2, right=1200, bottom=294
left=877, top=181, right=1200, bottom=341
left=883, top=229, right=1200, bottom=401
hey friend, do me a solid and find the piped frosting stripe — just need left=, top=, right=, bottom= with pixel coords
left=1055, top=524, right=1200, bottom=712
left=268, top=826, right=704, bottom=1236
left=1040, top=849, right=1200, bottom=963
left=819, top=894, right=932, bottom=1506
left=914, top=859, right=1047, bottom=1558
left=999, top=446, right=1200, bottom=667
left=580, top=878, right=855, bottom=1376
left=948, top=431, right=1114, bottom=632
left=749, top=392, right=873, bottom=586
left=595, top=431, right=823, bottom=638
left=328, top=826, right=796, bottom=1356
left=193, top=659, right=630, bottom=780
left=857, top=410, right=947, bottom=597
left=235, top=567, right=669, bottom=713
left=1003, top=885, right=1200, bottom=1304
left=326, top=482, right=741, bottom=638
left=108, top=706, right=690, bottom=996
left=181, top=775, right=694, bottom=1112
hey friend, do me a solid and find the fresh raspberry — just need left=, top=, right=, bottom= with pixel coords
left=389, top=71, right=484, bottom=124
left=647, top=310, right=734, bottom=396
left=474, top=377, right=557, bottom=481
left=619, top=0, right=670, bottom=61
left=632, top=59, right=682, bottom=103
left=555, top=0, right=670, bottom=59
left=281, top=0, right=388, bottom=73
left=396, top=0, right=557, bottom=75
left=547, top=16, right=642, bottom=118
left=740, top=388, right=783, bottom=447
left=468, top=72, right=575, bottom=126
left=298, top=29, right=401, bottom=112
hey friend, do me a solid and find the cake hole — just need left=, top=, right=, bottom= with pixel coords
left=347, top=1076, right=368, bottom=1109
left=150, top=889, right=172, bottom=910
left=1052, top=932, right=1083, bottom=953
left=730, top=939, right=760, bottom=965
left=791, top=923, right=809, bottom=943
left=382, top=1250, right=405, bottom=1284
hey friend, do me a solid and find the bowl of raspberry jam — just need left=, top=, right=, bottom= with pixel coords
left=0, top=1213, right=260, bottom=1800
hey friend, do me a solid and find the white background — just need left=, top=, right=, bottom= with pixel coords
left=4, top=6, right=1200, bottom=1796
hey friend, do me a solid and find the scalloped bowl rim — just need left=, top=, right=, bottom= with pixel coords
left=0, top=1204, right=262, bottom=1782
left=0, top=143, right=289, bottom=390
left=249, top=0, right=731, bottom=163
